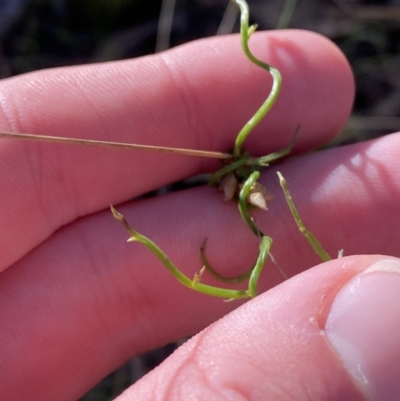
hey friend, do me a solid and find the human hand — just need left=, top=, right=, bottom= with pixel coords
left=1, top=29, right=400, bottom=400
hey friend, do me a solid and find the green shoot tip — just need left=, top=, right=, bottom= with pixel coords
left=277, top=171, right=285, bottom=185
left=110, top=204, right=123, bottom=220
left=248, top=24, right=257, bottom=36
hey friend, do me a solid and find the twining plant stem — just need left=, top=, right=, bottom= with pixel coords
left=233, top=0, right=282, bottom=158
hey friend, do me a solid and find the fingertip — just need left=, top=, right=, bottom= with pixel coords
left=119, top=256, right=397, bottom=401
left=325, top=258, right=400, bottom=401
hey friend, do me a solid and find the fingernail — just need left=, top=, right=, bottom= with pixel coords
left=325, top=259, right=400, bottom=401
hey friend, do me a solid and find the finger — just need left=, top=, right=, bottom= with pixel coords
left=117, top=255, right=400, bottom=401
left=262, top=131, right=400, bottom=270
left=0, top=30, right=354, bottom=269
left=1, top=132, right=399, bottom=399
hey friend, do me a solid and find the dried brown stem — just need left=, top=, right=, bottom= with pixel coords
left=0, top=131, right=232, bottom=160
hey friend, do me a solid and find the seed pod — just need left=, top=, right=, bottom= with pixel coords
left=219, top=173, right=238, bottom=201
left=247, top=182, right=273, bottom=210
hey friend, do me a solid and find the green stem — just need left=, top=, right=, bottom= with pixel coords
left=277, top=172, right=331, bottom=262
left=111, top=205, right=254, bottom=299
left=232, top=0, right=282, bottom=158
left=208, top=158, right=247, bottom=187
left=248, top=236, right=272, bottom=296
left=238, top=171, right=264, bottom=237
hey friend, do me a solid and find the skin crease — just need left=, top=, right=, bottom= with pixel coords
left=1, top=28, right=399, bottom=400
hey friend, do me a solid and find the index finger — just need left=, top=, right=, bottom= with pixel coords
left=0, top=30, right=354, bottom=270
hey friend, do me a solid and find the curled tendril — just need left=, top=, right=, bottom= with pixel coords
left=232, top=0, right=282, bottom=158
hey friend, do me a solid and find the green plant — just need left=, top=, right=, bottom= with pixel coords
left=0, top=0, right=332, bottom=301
left=111, top=0, right=332, bottom=300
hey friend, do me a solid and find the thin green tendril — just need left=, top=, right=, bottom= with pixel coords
left=233, top=0, right=282, bottom=158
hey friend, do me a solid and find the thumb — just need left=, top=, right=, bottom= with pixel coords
left=116, top=255, right=400, bottom=401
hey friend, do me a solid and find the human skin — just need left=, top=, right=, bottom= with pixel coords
left=1, top=30, right=400, bottom=400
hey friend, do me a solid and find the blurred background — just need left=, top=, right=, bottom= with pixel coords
left=0, top=0, right=398, bottom=399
